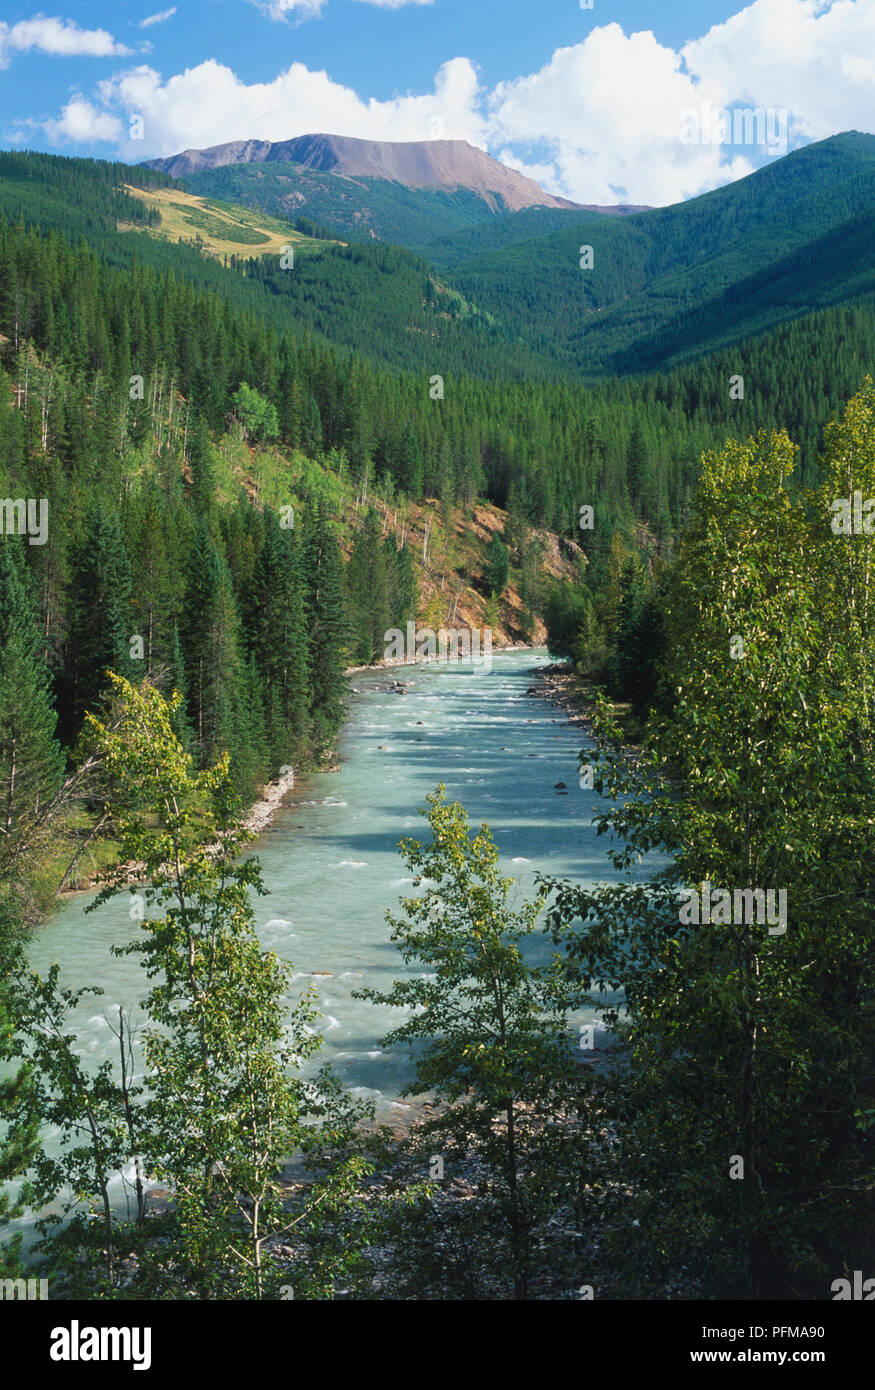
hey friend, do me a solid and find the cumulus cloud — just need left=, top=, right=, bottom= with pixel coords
left=486, top=0, right=875, bottom=203
left=44, top=98, right=125, bottom=143
left=37, top=0, right=875, bottom=205
left=680, top=0, right=875, bottom=142
left=485, top=26, right=736, bottom=205
left=68, top=55, right=486, bottom=161
left=0, top=16, right=132, bottom=65
left=140, top=8, right=177, bottom=27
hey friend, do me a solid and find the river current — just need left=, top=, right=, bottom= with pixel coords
left=20, top=649, right=611, bottom=1188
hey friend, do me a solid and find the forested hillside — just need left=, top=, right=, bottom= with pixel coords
left=179, top=161, right=524, bottom=254
left=443, top=132, right=875, bottom=373
left=3, top=136, right=874, bottom=392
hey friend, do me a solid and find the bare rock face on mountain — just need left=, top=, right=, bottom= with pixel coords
left=147, top=133, right=585, bottom=212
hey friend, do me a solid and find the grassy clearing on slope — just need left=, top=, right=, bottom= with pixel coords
left=120, top=185, right=330, bottom=260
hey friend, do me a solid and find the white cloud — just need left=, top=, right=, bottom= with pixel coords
left=36, top=0, right=875, bottom=204
left=70, top=55, right=486, bottom=160
left=0, top=16, right=132, bottom=66
left=250, top=0, right=328, bottom=21
left=680, top=0, right=875, bottom=143
left=44, top=98, right=124, bottom=144
left=140, top=8, right=177, bottom=27
left=486, top=26, right=727, bottom=205
left=485, top=0, right=875, bottom=203
left=250, top=0, right=432, bottom=18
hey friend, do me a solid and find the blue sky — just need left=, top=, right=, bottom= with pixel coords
left=1, top=0, right=873, bottom=204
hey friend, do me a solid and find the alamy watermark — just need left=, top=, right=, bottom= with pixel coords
left=1, top=1276, right=48, bottom=1300
left=50, top=1322, right=151, bottom=1370
left=830, top=491, right=875, bottom=535
left=383, top=623, right=493, bottom=673
left=679, top=882, right=787, bottom=935
left=831, top=1270, right=875, bottom=1300
left=679, top=103, right=789, bottom=157
left=0, top=497, right=48, bottom=546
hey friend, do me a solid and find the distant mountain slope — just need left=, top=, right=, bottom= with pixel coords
left=422, top=204, right=649, bottom=270
left=443, top=132, right=875, bottom=374
left=119, top=182, right=329, bottom=260
left=145, top=133, right=582, bottom=211
left=176, top=163, right=525, bottom=253
left=2, top=134, right=874, bottom=389
left=0, top=149, right=562, bottom=381
left=144, top=133, right=645, bottom=250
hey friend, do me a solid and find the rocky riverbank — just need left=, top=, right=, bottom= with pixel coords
left=526, top=661, right=643, bottom=756
left=525, top=661, right=593, bottom=730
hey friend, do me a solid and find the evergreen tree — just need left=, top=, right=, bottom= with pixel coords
left=392, top=541, right=419, bottom=629
left=395, top=422, right=423, bottom=498
left=186, top=416, right=217, bottom=524
left=248, top=512, right=311, bottom=771
left=0, top=540, right=64, bottom=849
left=346, top=508, right=390, bottom=664
left=182, top=524, right=260, bottom=796
left=64, top=504, right=134, bottom=735
left=303, top=507, right=347, bottom=752
left=626, top=420, right=648, bottom=506
left=483, top=533, right=509, bottom=598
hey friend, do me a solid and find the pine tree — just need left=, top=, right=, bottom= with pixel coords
left=626, top=420, right=648, bottom=506
left=391, top=539, right=419, bottom=629
left=65, top=505, right=134, bottom=734
left=182, top=523, right=261, bottom=794
left=125, top=480, right=183, bottom=681
left=186, top=416, right=217, bottom=525
left=303, top=506, right=347, bottom=753
left=0, top=540, right=64, bottom=848
left=395, top=422, right=423, bottom=498
left=483, top=534, right=509, bottom=598
left=346, top=508, right=390, bottom=663
left=248, top=512, right=311, bottom=771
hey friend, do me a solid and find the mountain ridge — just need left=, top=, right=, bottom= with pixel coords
left=144, top=132, right=645, bottom=216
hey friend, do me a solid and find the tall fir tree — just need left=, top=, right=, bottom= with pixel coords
left=303, top=506, right=347, bottom=753
left=64, top=504, right=134, bottom=737
left=0, top=540, right=64, bottom=847
left=346, top=508, right=390, bottom=664
left=247, top=511, right=311, bottom=772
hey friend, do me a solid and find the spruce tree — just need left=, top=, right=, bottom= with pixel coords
left=183, top=523, right=260, bottom=794
left=391, top=539, right=419, bottom=629
left=303, top=506, right=347, bottom=753
left=65, top=505, right=133, bottom=734
left=346, top=508, right=390, bottom=664
left=0, top=540, right=64, bottom=848
left=248, top=512, right=311, bottom=771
